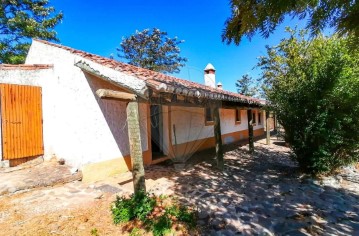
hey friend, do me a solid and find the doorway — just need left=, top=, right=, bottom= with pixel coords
left=0, top=84, right=44, bottom=166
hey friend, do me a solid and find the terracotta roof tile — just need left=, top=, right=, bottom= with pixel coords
left=33, top=39, right=262, bottom=105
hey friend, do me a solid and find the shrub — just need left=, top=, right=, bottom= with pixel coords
left=151, top=214, right=173, bottom=236
left=112, top=193, right=197, bottom=235
left=259, top=29, right=359, bottom=174
left=112, top=191, right=155, bottom=223
left=165, top=205, right=196, bottom=228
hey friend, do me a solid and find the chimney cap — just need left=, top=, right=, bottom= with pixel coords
left=217, top=82, right=222, bottom=86
left=204, top=63, right=215, bottom=71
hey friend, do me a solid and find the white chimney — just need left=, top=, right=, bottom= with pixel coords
left=204, top=63, right=216, bottom=88
left=217, top=82, right=223, bottom=90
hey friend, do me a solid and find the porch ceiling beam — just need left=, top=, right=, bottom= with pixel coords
left=150, top=96, right=208, bottom=108
left=149, top=94, right=261, bottom=109
left=96, top=89, right=137, bottom=101
left=146, top=81, right=263, bottom=105
left=148, top=88, right=262, bottom=109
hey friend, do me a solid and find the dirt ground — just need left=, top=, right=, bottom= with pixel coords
left=0, top=189, right=117, bottom=236
left=0, top=138, right=358, bottom=236
left=0, top=182, right=196, bottom=236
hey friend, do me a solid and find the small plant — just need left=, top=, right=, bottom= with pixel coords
left=90, top=228, right=99, bottom=236
left=129, top=227, right=142, bottom=236
left=133, top=191, right=156, bottom=221
left=177, top=206, right=196, bottom=228
left=152, top=214, right=173, bottom=236
left=112, top=193, right=197, bottom=235
left=112, top=191, right=155, bottom=224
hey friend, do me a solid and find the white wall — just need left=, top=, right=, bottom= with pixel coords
left=252, top=109, right=265, bottom=130
left=170, top=106, right=263, bottom=146
left=171, top=106, right=213, bottom=145
left=221, top=109, right=248, bottom=144
left=0, top=41, right=148, bottom=168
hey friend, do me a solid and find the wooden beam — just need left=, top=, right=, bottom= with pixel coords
left=96, top=89, right=137, bottom=101
left=247, top=109, right=254, bottom=154
left=148, top=91, right=264, bottom=109
left=150, top=96, right=207, bottom=108
left=126, top=101, right=146, bottom=193
left=213, top=103, right=224, bottom=170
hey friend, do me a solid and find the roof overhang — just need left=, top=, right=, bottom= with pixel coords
left=75, top=60, right=149, bottom=100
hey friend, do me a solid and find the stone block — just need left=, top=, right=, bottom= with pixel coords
left=0, top=160, right=10, bottom=168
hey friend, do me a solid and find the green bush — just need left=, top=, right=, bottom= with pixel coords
left=112, top=193, right=197, bottom=235
left=151, top=214, right=173, bottom=236
left=259, top=29, right=359, bottom=174
left=112, top=191, right=155, bottom=224
left=165, top=205, right=196, bottom=228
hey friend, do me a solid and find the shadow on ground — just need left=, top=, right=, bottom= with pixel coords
left=144, top=140, right=359, bottom=235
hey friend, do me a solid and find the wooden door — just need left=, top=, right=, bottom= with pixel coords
left=0, top=84, right=44, bottom=161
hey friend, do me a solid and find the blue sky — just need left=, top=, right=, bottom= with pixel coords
left=51, top=0, right=307, bottom=93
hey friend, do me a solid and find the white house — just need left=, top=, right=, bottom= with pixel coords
left=0, top=40, right=265, bottom=181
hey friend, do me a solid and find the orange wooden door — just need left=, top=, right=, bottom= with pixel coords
left=0, top=84, right=44, bottom=160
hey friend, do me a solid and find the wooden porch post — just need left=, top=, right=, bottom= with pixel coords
left=247, top=109, right=254, bottom=154
left=266, top=111, right=270, bottom=145
left=127, top=101, right=146, bottom=193
left=213, top=103, right=224, bottom=170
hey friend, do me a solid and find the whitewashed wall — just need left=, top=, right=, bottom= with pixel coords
left=171, top=107, right=213, bottom=145
left=252, top=110, right=265, bottom=130
left=0, top=41, right=149, bottom=168
left=170, top=106, right=263, bottom=145
left=221, top=109, right=248, bottom=144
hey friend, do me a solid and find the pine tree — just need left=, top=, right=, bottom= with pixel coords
left=236, top=74, right=258, bottom=97
left=117, top=28, right=187, bottom=74
left=0, top=0, right=63, bottom=64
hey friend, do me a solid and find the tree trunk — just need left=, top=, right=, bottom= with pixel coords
left=126, top=101, right=146, bottom=193
left=247, top=109, right=254, bottom=153
left=213, top=104, right=224, bottom=170
left=266, top=111, right=270, bottom=145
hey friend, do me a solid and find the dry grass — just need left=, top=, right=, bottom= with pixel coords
left=0, top=194, right=128, bottom=236
left=0, top=192, right=199, bottom=236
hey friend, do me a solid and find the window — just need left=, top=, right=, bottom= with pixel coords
left=235, top=109, right=241, bottom=123
left=205, top=107, right=214, bottom=125
left=258, top=112, right=262, bottom=124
